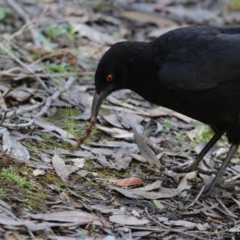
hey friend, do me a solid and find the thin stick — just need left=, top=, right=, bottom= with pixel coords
left=185, top=185, right=205, bottom=209
left=0, top=43, right=51, bottom=93
left=1, top=77, right=75, bottom=128
left=6, top=0, right=40, bottom=46
left=145, top=207, right=205, bottom=240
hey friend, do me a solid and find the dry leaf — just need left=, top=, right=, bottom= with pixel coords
left=52, top=154, right=69, bottom=182
left=116, top=177, right=143, bottom=186
left=32, top=169, right=45, bottom=176
left=121, top=11, right=176, bottom=26
left=178, top=171, right=197, bottom=196
left=109, top=214, right=149, bottom=225
left=29, top=211, right=106, bottom=225
left=73, top=23, right=118, bottom=44
left=2, top=128, right=30, bottom=161
left=125, top=121, right=161, bottom=168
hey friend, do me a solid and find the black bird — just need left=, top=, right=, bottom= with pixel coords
left=91, top=26, right=240, bottom=197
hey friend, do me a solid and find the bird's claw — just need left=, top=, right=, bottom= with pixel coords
left=171, top=164, right=216, bottom=175
left=182, top=184, right=216, bottom=198
left=182, top=180, right=237, bottom=199
left=171, top=164, right=197, bottom=173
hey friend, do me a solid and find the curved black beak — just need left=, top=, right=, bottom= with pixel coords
left=91, top=84, right=114, bottom=118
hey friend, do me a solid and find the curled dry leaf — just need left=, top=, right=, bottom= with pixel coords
left=116, top=177, right=143, bottom=187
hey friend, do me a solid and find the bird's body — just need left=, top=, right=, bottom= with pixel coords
left=91, top=26, right=240, bottom=197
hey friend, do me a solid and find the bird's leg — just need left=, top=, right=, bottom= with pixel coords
left=171, top=131, right=224, bottom=173
left=200, top=143, right=239, bottom=198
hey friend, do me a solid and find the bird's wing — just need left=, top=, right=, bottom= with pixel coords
left=157, top=26, right=240, bottom=91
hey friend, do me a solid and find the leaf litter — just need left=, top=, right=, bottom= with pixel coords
left=0, top=0, right=239, bottom=239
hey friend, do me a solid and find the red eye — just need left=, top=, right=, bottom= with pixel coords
left=106, top=74, right=114, bottom=82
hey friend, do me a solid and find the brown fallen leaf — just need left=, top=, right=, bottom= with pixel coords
left=116, top=177, right=143, bottom=186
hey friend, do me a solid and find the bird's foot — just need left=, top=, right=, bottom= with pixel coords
left=183, top=181, right=240, bottom=198
left=183, top=183, right=217, bottom=198
left=170, top=164, right=194, bottom=173
left=171, top=163, right=216, bottom=175
left=218, top=182, right=235, bottom=192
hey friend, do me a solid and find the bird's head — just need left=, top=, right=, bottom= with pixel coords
left=91, top=41, right=152, bottom=119
left=91, top=42, right=131, bottom=118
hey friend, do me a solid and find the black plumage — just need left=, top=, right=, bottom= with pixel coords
left=91, top=26, right=240, bottom=197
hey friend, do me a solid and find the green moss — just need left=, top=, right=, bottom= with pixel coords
left=1, top=167, right=32, bottom=189
left=0, top=188, right=5, bottom=197
left=39, top=173, right=64, bottom=187
left=84, top=159, right=95, bottom=171
left=99, top=108, right=110, bottom=115
left=0, top=45, right=20, bottom=58
left=44, top=23, right=75, bottom=41
left=39, top=134, right=71, bottom=150
left=194, top=123, right=213, bottom=144
left=0, top=6, right=13, bottom=21
left=162, top=120, right=171, bottom=131
left=21, top=188, right=46, bottom=210
left=230, top=0, right=240, bottom=9
left=177, top=131, right=186, bottom=140
left=92, top=0, right=104, bottom=11
left=45, top=61, right=67, bottom=74
left=64, top=107, right=80, bottom=135
left=86, top=181, right=100, bottom=188
left=98, top=168, right=130, bottom=179
left=0, top=166, right=47, bottom=210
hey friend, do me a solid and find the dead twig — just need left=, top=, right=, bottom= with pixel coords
left=185, top=185, right=205, bottom=209
left=6, top=0, right=40, bottom=46
left=3, top=101, right=44, bottom=119
left=215, top=194, right=238, bottom=219
left=145, top=207, right=206, bottom=240
left=0, top=43, right=51, bottom=94
left=0, top=71, right=92, bottom=78
left=1, top=77, right=75, bottom=128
